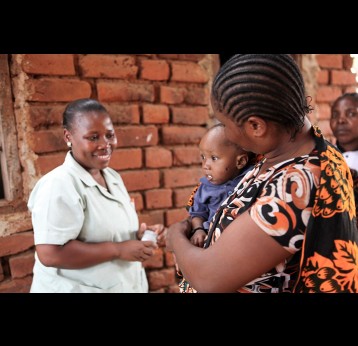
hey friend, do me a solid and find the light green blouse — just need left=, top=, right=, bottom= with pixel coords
left=28, top=152, right=148, bottom=293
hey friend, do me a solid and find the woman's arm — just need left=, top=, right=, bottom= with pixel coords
left=36, top=239, right=157, bottom=269
left=167, top=211, right=291, bottom=292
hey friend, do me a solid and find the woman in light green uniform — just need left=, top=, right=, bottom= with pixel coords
left=28, top=99, right=164, bottom=293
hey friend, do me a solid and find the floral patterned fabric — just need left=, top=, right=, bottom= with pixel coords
left=180, top=126, right=358, bottom=293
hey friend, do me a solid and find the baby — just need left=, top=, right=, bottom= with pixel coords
left=187, top=123, right=255, bottom=247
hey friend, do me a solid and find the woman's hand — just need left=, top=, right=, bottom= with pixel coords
left=166, top=218, right=191, bottom=251
left=116, top=240, right=157, bottom=262
left=137, top=222, right=167, bottom=247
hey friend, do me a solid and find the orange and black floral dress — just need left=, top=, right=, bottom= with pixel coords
left=180, top=126, right=358, bottom=293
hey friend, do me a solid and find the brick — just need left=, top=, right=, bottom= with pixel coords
left=316, top=70, right=329, bottom=85
left=162, top=126, right=207, bottom=145
left=316, top=86, right=342, bottom=103
left=158, top=54, right=206, bottom=62
left=165, top=250, right=176, bottom=267
left=331, top=70, right=357, bottom=85
left=97, top=81, right=154, bottom=102
left=147, top=268, right=176, bottom=290
left=142, top=104, right=169, bottom=124
left=0, top=261, right=3, bottom=282
left=173, top=187, right=197, bottom=207
left=32, top=129, right=65, bottom=154
left=316, top=55, right=342, bottom=69
left=343, top=54, right=353, bottom=70
left=142, top=248, right=164, bottom=269
left=315, top=103, right=332, bottom=120
left=163, top=167, right=202, bottom=188
left=0, top=232, right=34, bottom=257
left=166, top=208, right=190, bottom=226
left=138, top=210, right=164, bottom=226
left=120, top=170, right=160, bottom=192
left=36, top=153, right=66, bottom=175
left=171, top=62, right=209, bottom=84
left=22, top=54, right=75, bottom=75
left=344, top=86, right=358, bottom=93
left=9, top=250, right=35, bottom=279
left=29, top=104, right=65, bottom=129
left=0, top=276, right=32, bottom=293
left=129, top=192, right=144, bottom=211
left=104, top=104, right=140, bottom=124
left=140, top=60, right=169, bottom=81
left=160, top=86, right=185, bottom=104
left=26, top=78, right=91, bottom=102
left=115, top=126, right=158, bottom=147
left=145, top=147, right=172, bottom=168
left=167, top=284, right=180, bottom=293
left=172, top=106, right=209, bottom=125
left=145, top=189, right=172, bottom=209
left=79, top=54, right=138, bottom=78
left=150, top=288, right=166, bottom=293
left=0, top=212, right=32, bottom=238
left=110, top=149, right=142, bottom=170
left=157, top=54, right=179, bottom=59
left=185, top=87, right=209, bottom=105
left=173, top=146, right=201, bottom=166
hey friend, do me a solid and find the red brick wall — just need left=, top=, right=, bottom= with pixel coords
left=0, top=54, right=212, bottom=293
left=1, top=54, right=357, bottom=293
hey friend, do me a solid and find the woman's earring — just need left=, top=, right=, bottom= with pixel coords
left=67, top=141, right=72, bottom=148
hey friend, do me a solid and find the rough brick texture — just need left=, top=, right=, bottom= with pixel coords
left=104, top=104, right=140, bottom=124
left=143, top=104, right=170, bottom=124
left=145, top=147, right=172, bottom=168
left=171, top=62, right=209, bottom=83
left=115, top=126, right=158, bottom=147
left=120, top=170, right=160, bottom=192
left=110, top=149, right=142, bottom=170
left=22, top=54, right=75, bottom=75
left=26, top=78, right=91, bottom=102
left=163, top=167, right=202, bottom=188
left=79, top=54, right=138, bottom=78
left=145, top=189, right=172, bottom=209
left=162, top=126, right=206, bottom=145
left=141, top=60, right=169, bottom=81
left=0, top=276, right=32, bottom=293
left=29, top=104, right=65, bottom=129
left=138, top=210, right=165, bottom=226
left=0, top=232, right=34, bottom=257
left=32, top=129, right=66, bottom=154
left=173, top=146, right=201, bottom=166
left=9, top=250, right=35, bottom=279
left=173, top=187, right=197, bottom=207
left=166, top=208, right=190, bottom=225
left=97, top=81, right=155, bottom=102
left=316, top=55, right=343, bottom=69
left=172, top=106, right=209, bottom=125
left=36, top=153, right=66, bottom=174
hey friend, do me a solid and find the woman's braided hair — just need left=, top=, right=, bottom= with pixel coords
left=212, top=54, right=312, bottom=138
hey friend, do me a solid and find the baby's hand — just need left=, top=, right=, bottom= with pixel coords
left=190, top=229, right=207, bottom=248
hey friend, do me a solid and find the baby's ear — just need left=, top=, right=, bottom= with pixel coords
left=236, top=154, right=249, bottom=170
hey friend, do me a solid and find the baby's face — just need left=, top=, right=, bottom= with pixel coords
left=199, top=129, right=244, bottom=185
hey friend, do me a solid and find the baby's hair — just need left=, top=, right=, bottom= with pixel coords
left=207, top=123, right=256, bottom=163
left=212, top=54, right=312, bottom=138
left=333, top=92, right=358, bottom=106
left=63, top=98, right=108, bottom=131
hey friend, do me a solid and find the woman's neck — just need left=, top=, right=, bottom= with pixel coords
left=263, top=118, right=315, bottom=168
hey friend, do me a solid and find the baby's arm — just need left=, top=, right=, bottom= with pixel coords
left=190, top=216, right=207, bottom=248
